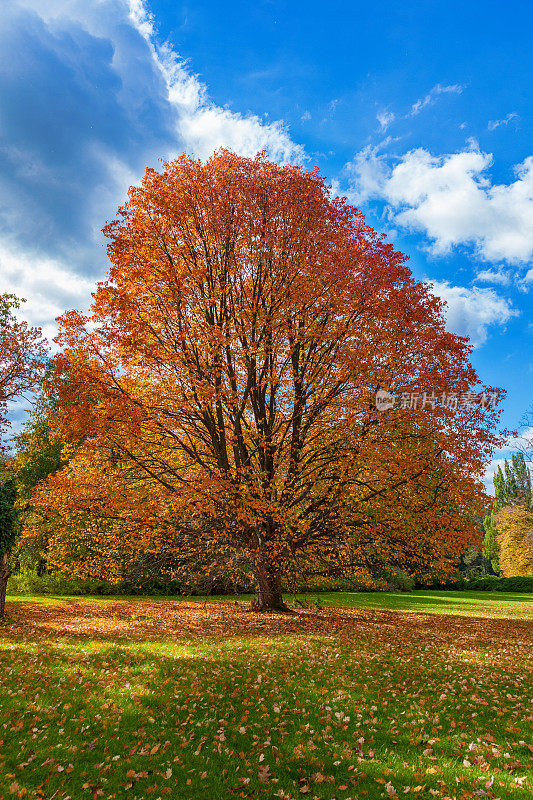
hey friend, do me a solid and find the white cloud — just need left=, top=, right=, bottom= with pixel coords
left=523, top=268, right=533, bottom=283
left=488, top=112, right=518, bottom=131
left=345, top=143, right=391, bottom=205
left=347, top=143, right=533, bottom=264
left=410, top=83, right=463, bottom=116
left=377, top=110, right=394, bottom=131
left=474, top=268, right=511, bottom=286
left=428, top=280, right=517, bottom=347
left=0, top=239, right=94, bottom=344
left=0, top=0, right=304, bottom=344
left=508, top=426, right=533, bottom=452
left=128, top=0, right=305, bottom=163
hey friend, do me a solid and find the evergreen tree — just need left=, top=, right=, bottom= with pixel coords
left=511, top=453, right=532, bottom=506
left=494, top=454, right=531, bottom=508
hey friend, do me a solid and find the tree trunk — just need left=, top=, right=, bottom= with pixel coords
left=255, top=563, right=291, bottom=612
left=0, top=552, right=10, bottom=619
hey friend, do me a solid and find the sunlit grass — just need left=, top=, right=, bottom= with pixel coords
left=6, top=589, right=533, bottom=619
left=1, top=592, right=532, bottom=799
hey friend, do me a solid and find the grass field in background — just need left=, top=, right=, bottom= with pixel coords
left=1, top=591, right=532, bottom=799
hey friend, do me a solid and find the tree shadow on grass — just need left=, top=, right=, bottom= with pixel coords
left=1, top=629, right=532, bottom=800
left=2, top=598, right=532, bottom=651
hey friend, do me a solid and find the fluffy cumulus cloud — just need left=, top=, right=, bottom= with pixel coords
left=0, top=0, right=304, bottom=341
left=0, top=242, right=95, bottom=343
left=0, top=1, right=175, bottom=272
left=347, top=143, right=391, bottom=205
left=428, top=280, right=517, bottom=347
left=127, top=0, right=304, bottom=163
left=347, top=143, right=533, bottom=265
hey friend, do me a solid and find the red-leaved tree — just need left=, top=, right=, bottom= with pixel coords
left=34, top=151, right=503, bottom=609
left=0, top=293, right=46, bottom=616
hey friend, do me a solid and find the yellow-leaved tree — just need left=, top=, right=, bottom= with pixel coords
left=495, top=505, right=533, bottom=576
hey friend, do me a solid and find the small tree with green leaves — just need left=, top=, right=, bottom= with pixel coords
left=483, top=516, right=500, bottom=573
left=11, top=395, right=66, bottom=574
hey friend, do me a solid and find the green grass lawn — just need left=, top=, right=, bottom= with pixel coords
left=296, top=590, right=533, bottom=619
left=1, top=591, right=532, bottom=800
left=7, top=590, right=533, bottom=619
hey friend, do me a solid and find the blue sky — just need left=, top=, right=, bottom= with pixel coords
left=1, top=0, right=532, bottom=489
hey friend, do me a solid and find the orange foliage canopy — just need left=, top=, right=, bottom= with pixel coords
left=34, top=151, right=504, bottom=608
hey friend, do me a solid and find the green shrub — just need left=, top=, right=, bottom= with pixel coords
left=6, top=569, right=252, bottom=597
left=419, top=574, right=533, bottom=592
left=415, top=574, right=467, bottom=590
left=383, top=569, right=415, bottom=592
left=9, top=569, right=531, bottom=597
left=467, top=575, right=533, bottom=592
left=466, top=576, right=500, bottom=591
left=288, top=576, right=353, bottom=593
left=7, top=570, right=115, bottom=596
left=500, top=576, right=533, bottom=592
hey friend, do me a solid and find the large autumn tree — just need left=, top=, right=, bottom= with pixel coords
left=35, top=151, right=503, bottom=609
